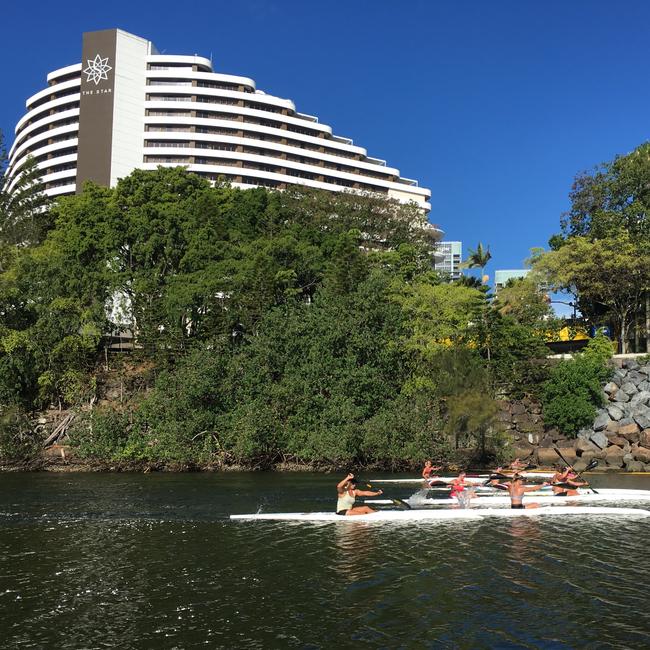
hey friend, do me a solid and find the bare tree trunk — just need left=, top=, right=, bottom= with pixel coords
left=620, top=319, right=628, bottom=354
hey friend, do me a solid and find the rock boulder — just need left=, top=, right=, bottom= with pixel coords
left=606, top=404, right=624, bottom=421
left=618, top=422, right=640, bottom=438
left=589, top=431, right=608, bottom=450
left=632, top=446, right=650, bottom=463
left=621, top=382, right=638, bottom=396
left=593, top=412, right=611, bottom=431
left=604, top=446, right=625, bottom=467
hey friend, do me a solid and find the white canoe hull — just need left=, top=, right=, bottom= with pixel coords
left=370, top=472, right=556, bottom=485
left=230, top=506, right=650, bottom=522
left=368, top=489, right=650, bottom=507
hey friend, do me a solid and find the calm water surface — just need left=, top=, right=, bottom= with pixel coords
left=0, top=472, right=649, bottom=649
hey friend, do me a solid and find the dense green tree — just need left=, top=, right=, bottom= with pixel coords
left=0, top=166, right=531, bottom=467
left=551, top=143, right=650, bottom=352
left=393, top=281, right=485, bottom=359
left=532, top=233, right=650, bottom=352
left=492, top=276, right=554, bottom=328
left=560, top=142, right=650, bottom=241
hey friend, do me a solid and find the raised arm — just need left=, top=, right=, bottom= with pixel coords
left=337, top=473, right=354, bottom=493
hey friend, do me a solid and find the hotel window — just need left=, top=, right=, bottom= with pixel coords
left=145, top=141, right=190, bottom=148
left=148, top=94, right=192, bottom=102
left=196, top=81, right=238, bottom=90
left=148, top=80, right=193, bottom=86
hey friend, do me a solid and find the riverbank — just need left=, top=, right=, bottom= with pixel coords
left=1, top=447, right=645, bottom=475
left=0, top=448, right=396, bottom=474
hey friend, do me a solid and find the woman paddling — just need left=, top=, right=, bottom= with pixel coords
left=551, top=466, right=588, bottom=496
left=450, top=472, right=475, bottom=507
left=509, top=457, right=528, bottom=470
left=336, top=473, right=383, bottom=516
left=507, top=474, right=550, bottom=509
left=421, top=460, right=442, bottom=480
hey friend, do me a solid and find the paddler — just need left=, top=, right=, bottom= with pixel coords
left=421, top=460, right=442, bottom=480
left=507, top=474, right=550, bottom=509
left=336, top=473, right=383, bottom=516
left=509, top=457, right=528, bottom=470
left=551, top=466, right=588, bottom=496
left=449, top=471, right=475, bottom=507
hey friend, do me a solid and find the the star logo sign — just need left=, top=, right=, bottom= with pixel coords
left=83, top=54, right=112, bottom=85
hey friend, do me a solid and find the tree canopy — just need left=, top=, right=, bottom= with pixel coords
left=0, top=166, right=553, bottom=467
left=532, top=232, right=650, bottom=353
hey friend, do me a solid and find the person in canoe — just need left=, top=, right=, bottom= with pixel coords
left=422, top=460, right=442, bottom=480
left=550, top=466, right=588, bottom=496
left=507, top=474, right=550, bottom=508
left=336, top=473, right=383, bottom=516
left=509, top=457, right=528, bottom=470
left=450, top=472, right=475, bottom=507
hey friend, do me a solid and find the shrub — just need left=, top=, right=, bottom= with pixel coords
left=68, top=408, right=133, bottom=460
left=0, top=407, right=39, bottom=461
left=541, top=336, right=612, bottom=436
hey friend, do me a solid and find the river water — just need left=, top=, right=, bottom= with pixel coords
left=1, top=472, right=649, bottom=649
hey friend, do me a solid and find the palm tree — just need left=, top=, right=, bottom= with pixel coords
left=462, top=242, right=492, bottom=284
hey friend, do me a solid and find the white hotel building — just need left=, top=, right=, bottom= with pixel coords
left=6, top=28, right=432, bottom=213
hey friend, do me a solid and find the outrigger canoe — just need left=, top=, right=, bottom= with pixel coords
left=369, top=473, right=555, bottom=485
left=230, top=506, right=650, bottom=522
left=367, top=488, right=650, bottom=507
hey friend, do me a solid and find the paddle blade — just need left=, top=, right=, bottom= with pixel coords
left=585, top=459, right=599, bottom=471
left=392, top=498, right=411, bottom=510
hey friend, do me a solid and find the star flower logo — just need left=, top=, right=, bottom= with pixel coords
left=83, top=54, right=112, bottom=85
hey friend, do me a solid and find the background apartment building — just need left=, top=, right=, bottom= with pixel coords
left=434, top=241, right=462, bottom=280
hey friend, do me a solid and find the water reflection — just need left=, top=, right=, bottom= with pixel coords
left=1, top=473, right=650, bottom=649
left=501, top=517, right=542, bottom=588
left=332, top=521, right=376, bottom=583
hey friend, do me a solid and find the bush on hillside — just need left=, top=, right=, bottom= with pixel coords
left=541, top=335, right=612, bottom=436
left=0, top=407, right=39, bottom=462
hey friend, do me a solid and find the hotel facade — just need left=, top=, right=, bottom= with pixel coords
left=6, top=29, right=432, bottom=213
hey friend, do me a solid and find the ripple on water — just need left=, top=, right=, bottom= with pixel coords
left=1, top=474, right=649, bottom=649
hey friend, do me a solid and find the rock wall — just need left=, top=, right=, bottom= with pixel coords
left=499, top=358, right=650, bottom=472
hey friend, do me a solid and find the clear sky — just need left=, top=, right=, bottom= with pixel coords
left=2, top=0, right=649, bottom=283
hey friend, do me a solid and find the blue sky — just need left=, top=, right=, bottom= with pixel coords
left=2, top=0, right=649, bottom=289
